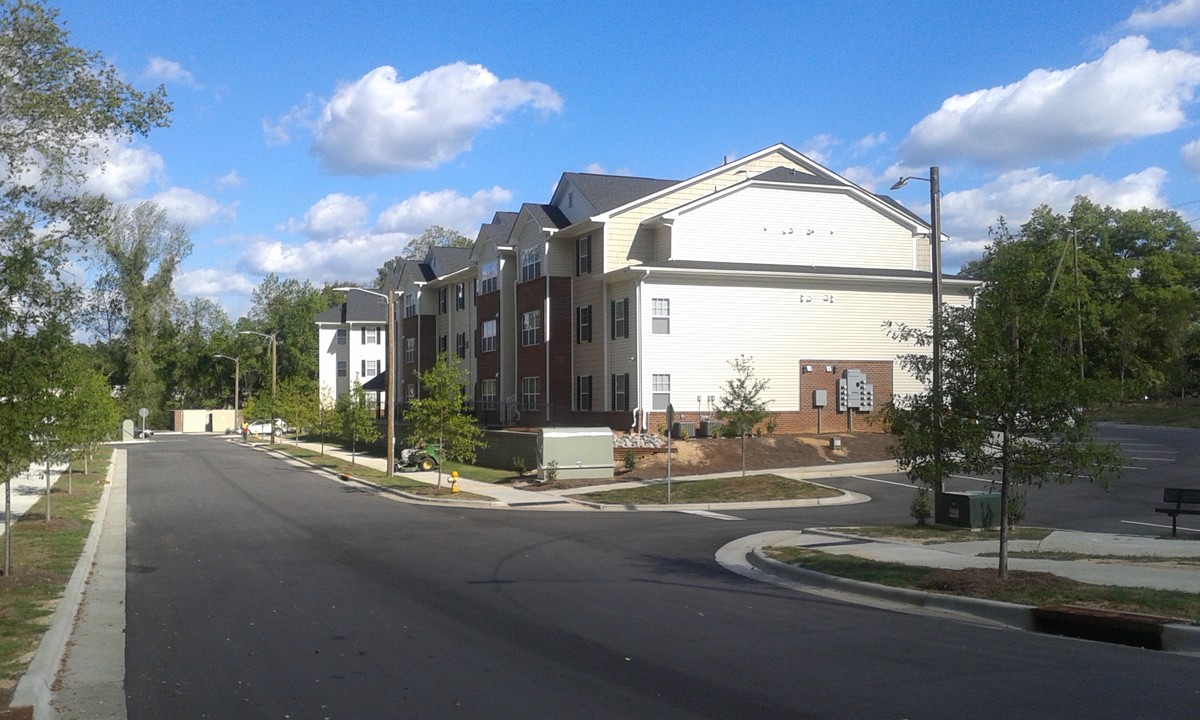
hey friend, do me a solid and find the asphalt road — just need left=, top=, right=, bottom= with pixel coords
left=123, top=429, right=1199, bottom=719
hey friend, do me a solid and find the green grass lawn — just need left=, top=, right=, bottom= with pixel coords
left=765, top=546, right=1200, bottom=622
left=0, top=448, right=112, bottom=706
left=829, top=524, right=1055, bottom=544
left=575, top=475, right=841, bottom=505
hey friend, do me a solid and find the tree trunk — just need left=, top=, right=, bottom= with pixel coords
left=998, top=429, right=1011, bottom=579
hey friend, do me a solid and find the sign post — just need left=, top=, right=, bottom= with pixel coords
left=139, top=407, right=149, bottom=437
left=665, top=404, right=674, bottom=504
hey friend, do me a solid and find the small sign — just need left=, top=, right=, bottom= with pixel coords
left=139, top=407, right=149, bottom=418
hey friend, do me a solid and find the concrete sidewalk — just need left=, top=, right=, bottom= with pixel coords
left=2, top=461, right=70, bottom=535
left=777, top=528, right=1200, bottom=593
left=250, top=437, right=894, bottom=511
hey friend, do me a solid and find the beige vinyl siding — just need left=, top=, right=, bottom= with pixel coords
left=572, top=273, right=605, bottom=380
left=668, top=186, right=918, bottom=271
left=604, top=150, right=808, bottom=270
left=547, top=233, right=575, bottom=277
left=639, top=273, right=972, bottom=408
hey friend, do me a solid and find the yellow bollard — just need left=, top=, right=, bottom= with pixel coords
left=451, top=470, right=460, bottom=493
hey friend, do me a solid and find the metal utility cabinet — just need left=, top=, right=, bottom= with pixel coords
left=537, top=427, right=615, bottom=481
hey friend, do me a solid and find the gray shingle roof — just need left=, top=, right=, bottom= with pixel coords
left=752, top=166, right=841, bottom=186
left=562, top=173, right=678, bottom=213
left=524, top=203, right=571, bottom=230
left=314, top=290, right=389, bottom=324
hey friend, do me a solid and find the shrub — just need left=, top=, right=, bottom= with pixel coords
left=512, top=455, right=527, bottom=476
left=622, top=449, right=637, bottom=472
left=1006, top=489, right=1026, bottom=529
left=543, top=460, right=558, bottom=483
left=910, top=487, right=932, bottom=525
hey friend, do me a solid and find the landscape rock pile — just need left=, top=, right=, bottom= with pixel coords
left=613, top=433, right=668, bottom=449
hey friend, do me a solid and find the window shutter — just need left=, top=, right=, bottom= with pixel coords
left=624, top=373, right=630, bottom=408
left=610, top=374, right=615, bottom=410
left=622, top=299, right=630, bottom=338
left=610, top=301, right=616, bottom=339
left=361, top=360, right=366, bottom=377
left=361, top=327, right=366, bottom=344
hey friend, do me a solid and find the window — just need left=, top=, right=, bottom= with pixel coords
left=481, top=319, right=497, bottom=352
left=404, top=337, right=416, bottom=363
left=576, top=375, right=592, bottom=411
left=337, top=360, right=348, bottom=377
left=480, top=378, right=497, bottom=410
left=363, top=359, right=380, bottom=377
left=611, top=298, right=629, bottom=339
left=455, top=332, right=468, bottom=359
left=652, top=298, right=670, bottom=334
left=438, top=287, right=448, bottom=314
left=576, top=235, right=591, bottom=275
left=365, top=391, right=378, bottom=404
left=455, top=283, right=466, bottom=310
left=336, top=328, right=347, bottom=345
left=404, top=293, right=417, bottom=318
left=576, top=305, right=592, bottom=343
left=406, top=384, right=417, bottom=401
left=363, top=326, right=379, bottom=344
left=521, top=376, right=539, bottom=410
left=438, top=335, right=448, bottom=355
left=611, top=373, right=629, bottom=411
left=480, top=261, right=498, bottom=295
left=520, top=246, right=543, bottom=282
left=652, top=374, right=670, bottom=410
left=521, top=309, right=541, bottom=346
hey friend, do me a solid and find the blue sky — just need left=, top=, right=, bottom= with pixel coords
left=50, top=0, right=1200, bottom=320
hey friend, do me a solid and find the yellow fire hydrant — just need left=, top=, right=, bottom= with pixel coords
left=450, top=471, right=460, bottom=494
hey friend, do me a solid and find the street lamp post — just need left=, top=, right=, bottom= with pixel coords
left=213, top=354, right=240, bottom=418
left=334, top=287, right=396, bottom=477
left=239, top=331, right=277, bottom=445
left=891, top=167, right=944, bottom=508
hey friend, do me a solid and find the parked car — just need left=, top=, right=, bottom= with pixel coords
left=247, top=419, right=291, bottom=436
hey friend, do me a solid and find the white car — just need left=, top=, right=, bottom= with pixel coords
left=247, top=419, right=291, bottom=436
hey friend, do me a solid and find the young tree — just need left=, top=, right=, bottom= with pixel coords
left=338, top=381, right=379, bottom=464
left=274, top=376, right=318, bottom=441
left=52, top=352, right=119, bottom=486
left=404, top=354, right=483, bottom=487
left=714, top=355, right=771, bottom=478
left=885, top=237, right=1122, bottom=578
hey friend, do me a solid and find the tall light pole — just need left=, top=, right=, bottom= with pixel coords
left=213, top=354, right=240, bottom=417
left=334, top=287, right=396, bottom=477
left=891, top=167, right=944, bottom=507
left=239, top=330, right=277, bottom=445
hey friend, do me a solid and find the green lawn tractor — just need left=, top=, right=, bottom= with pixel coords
left=395, top=443, right=442, bottom=472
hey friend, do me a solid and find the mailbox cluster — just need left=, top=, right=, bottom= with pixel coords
left=836, top=368, right=874, bottom=412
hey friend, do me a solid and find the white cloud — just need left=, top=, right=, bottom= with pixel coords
left=798, top=134, right=838, bottom=165
left=262, top=100, right=315, bottom=146
left=901, top=36, right=1200, bottom=166
left=283, top=192, right=369, bottom=238
left=1126, top=0, right=1200, bottom=29
left=1182, top=138, right=1200, bottom=174
left=851, top=132, right=889, bottom=155
left=936, top=167, right=1168, bottom=269
left=81, top=141, right=164, bottom=201
left=143, top=57, right=199, bottom=88
left=376, top=186, right=513, bottom=235
left=237, top=232, right=409, bottom=282
left=150, top=187, right=237, bottom=230
left=216, top=170, right=245, bottom=190
left=311, top=62, right=563, bottom=175
left=175, top=267, right=257, bottom=298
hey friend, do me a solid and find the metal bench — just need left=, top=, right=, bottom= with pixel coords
left=1154, top=487, right=1200, bottom=537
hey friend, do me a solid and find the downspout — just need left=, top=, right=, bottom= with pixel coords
left=544, top=250, right=551, bottom=424
left=636, top=268, right=647, bottom=433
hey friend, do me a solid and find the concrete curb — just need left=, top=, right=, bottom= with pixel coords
left=12, top=450, right=122, bottom=717
left=745, top=541, right=1200, bottom=654
left=560, top=486, right=871, bottom=512
left=252, top=442, right=511, bottom=509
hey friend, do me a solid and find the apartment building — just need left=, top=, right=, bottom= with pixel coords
left=318, top=142, right=977, bottom=433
